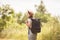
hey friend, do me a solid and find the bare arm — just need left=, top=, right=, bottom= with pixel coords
left=26, top=19, right=32, bottom=28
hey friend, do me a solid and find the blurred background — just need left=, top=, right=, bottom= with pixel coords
left=0, top=0, right=60, bottom=40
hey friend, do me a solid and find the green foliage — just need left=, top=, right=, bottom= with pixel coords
left=36, top=1, right=46, bottom=13
left=0, top=4, right=15, bottom=33
left=34, top=1, right=60, bottom=40
left=35, top=0, right=50, bottom=23
left=16, top=13, right=22, bottom=24
left=21, top=13, right=28, bottom=23
left=0, top=4, right=60, bottom=40
left=0, top=19, right=6, bottom=32
left=35, top=12, right=51, bottom=23
left=16, top=12, right=22, bottom=18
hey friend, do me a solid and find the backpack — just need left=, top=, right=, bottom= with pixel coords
left=31, top=18, right=41, bottom=33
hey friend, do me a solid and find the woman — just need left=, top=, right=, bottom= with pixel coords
left=26, top=11, right=37, bottom=40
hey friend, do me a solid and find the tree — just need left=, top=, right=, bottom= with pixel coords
left=16, top=12, right=22, bottom=24
left=35, top=0, right=49, bottom=23
left=21, top=13, right=28, bottom=23
left=0, top=4, right=15, bottom=33
left=36, top=0, right=46, bottom=14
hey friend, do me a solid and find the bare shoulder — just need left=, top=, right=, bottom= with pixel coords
left=27, top=19, right=32, bottom=22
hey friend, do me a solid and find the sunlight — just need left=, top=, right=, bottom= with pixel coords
left=0, top=0, right=60, bottom=16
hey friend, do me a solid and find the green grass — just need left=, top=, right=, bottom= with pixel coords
left=0, top=23, right=60, bottom=40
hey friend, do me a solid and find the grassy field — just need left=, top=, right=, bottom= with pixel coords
left=0, top=24, right=28, bottom=40
left=0, top=22, right=60, bottom=40
left=0, top=23, right=43, bottom=40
